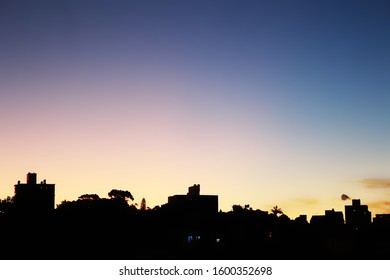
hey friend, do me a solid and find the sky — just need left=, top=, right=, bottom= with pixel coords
left=1, top=0, right=389, bottom=220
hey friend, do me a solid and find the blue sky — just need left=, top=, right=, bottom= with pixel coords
left=1, top=0, right=389, bottom=218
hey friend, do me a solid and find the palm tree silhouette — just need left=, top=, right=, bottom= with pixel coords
left=270, top=205, right=283, bottom=217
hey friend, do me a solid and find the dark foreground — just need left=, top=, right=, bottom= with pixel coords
left=1, top=206, right=389, bottom=260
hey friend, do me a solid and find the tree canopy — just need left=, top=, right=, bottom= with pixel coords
left=0, top=196, right=14, bottom=216
left=108, top=189, right=134, bottom=201
left=78, top=194, right=100, bottom=201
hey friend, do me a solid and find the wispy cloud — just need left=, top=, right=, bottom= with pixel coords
left=360, top=178, right=390, bottom=189
left=367, top=200, right=390, bottom=212
left=290, top=198, right=319, bottom=205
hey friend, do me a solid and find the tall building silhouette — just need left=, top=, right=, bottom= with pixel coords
left=345, top=199, right=371, bottom=228
left=14, top=172, right=55, bottom=215
left=166, top=184, right=218, bottom=215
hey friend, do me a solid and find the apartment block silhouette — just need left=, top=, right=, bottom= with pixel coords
left=345, top=199, right=371, bottom=228
left=14, top=172, right=55, bottom=215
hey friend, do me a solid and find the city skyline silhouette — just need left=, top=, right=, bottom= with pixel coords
left=2, top=170, right=390, bottom=222
left=3, top=172, right=389, bottom=221
left=1, top=171, right=389, bottom=260
left=1, top=1, right=390, bottom=222
left=1, top=1, right=389, bottom=262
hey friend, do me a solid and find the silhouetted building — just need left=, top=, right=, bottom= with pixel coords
left=310, top=209, right=344, bottom=227
left=345, top=199, right=371, bottom=228
left=14, top=172, right=55, bottom=215
left=373, top=214, right=390, bottom=225
left=294, top=214, right=308, bottom=224
left=166, top=184, right=218, bottom=216
left=187, top=184, right=200, bottom=196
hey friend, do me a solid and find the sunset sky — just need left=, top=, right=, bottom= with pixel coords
left=1, top=0, right=389, bottom=220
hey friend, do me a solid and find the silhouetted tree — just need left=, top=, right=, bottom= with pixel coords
left=271, top=205, right=283, bottom=217
left=279, top=213, right=290, bottom=222
left=0, top=196, right=14, bottom=216
left=56, top=199, right=69, bottom=208
left=108, top=189, right=134, bottom=202
left=244, top=204, right=253, bottom=211
left=232, top=204, right=254, bottom=212
left=78, top=194, right=100, bottom=201
left=232, top=204, right=244, bottom=212
left=140, top=198, right=146, bottom=211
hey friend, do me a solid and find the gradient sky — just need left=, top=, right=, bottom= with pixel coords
left=1, top=0, right=389, bottom=220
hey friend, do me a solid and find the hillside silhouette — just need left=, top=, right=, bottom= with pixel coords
left=0, top=172, right=389, bottom=260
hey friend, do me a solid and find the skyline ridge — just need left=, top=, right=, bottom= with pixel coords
left=1, top=171, right=390, bottom=260
left=2, top=171, right=389, bottom=222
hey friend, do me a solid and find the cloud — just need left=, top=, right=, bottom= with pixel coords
left=367, top=200, right=390, bottom=211
left=360, top=178, right=390, bottom=189
left=291, top=198, right=319, bottom=205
